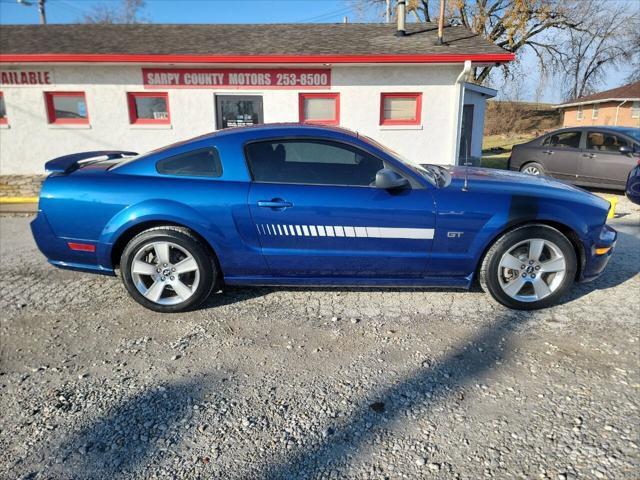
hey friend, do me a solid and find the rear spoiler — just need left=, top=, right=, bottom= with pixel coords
left=45, top=150, right=138, bottom=174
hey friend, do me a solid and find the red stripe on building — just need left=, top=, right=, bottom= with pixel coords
left=0, top=53, right=515, bottom=65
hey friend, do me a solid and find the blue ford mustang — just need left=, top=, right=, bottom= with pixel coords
left=31, top=124, right=616, bottom=312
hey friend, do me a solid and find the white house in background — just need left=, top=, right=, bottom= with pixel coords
left=0, top=23, right=512, bottom=175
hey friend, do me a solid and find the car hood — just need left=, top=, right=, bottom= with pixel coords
left=445, top=166, right=578, bottom=189
left=438, top=166, right=610, bottom=210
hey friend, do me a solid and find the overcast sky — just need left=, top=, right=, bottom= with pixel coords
left=0, top=0, right=636, bottom=103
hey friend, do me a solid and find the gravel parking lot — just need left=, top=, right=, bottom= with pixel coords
left=1, top=192, right=638, bottom=480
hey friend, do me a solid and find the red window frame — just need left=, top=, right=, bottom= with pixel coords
left=127, top=92, right=171, bottom=125
left=379, top=92, right=422, bottom=126
left=298, top=93, right=340, bottom=125
left=0, top=92, right=7, bottom=124
left=44, top=91, right=89, bottom=125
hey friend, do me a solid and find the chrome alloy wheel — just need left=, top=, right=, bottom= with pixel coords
left=522, top=165, right=541, bottom=175
left=130, top=241, right=200, bottom=305
left=497, top=238, right=566, bottom=303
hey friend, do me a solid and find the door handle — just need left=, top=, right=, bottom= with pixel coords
left=542, top=150, right=554, bottom=155
left=582, top=153, right=596, bottom=158
left=257, top=199, right=293, bottom=210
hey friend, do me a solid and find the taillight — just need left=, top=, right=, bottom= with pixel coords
left=67, top=242, right=96, bottom=252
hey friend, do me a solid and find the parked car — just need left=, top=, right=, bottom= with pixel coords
left=626, top=158, right=640, bottom=205
left=31, top=124, right=616, bottom=312
left=508, top=126, right=640, bottom=189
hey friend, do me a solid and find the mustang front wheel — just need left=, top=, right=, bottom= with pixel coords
left=480, top=225, right=577, bottom=310
left=121, top=227, right=216, bottom=312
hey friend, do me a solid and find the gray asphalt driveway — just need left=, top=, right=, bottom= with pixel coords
left=0, top=193, right=638, bottom=479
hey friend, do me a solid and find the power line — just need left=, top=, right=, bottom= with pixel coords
left=296, top=5, right=353, bottom=23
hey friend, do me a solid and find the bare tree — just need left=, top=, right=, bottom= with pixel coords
left=623, top=23, right=640, bottom=83
left=544, top=1, right=638, bottom=100
left=355, top=0, right=584, bottom=83
left=81, top=0, right=146, bottom=24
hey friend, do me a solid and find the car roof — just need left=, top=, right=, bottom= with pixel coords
left=544, top=126, right=640, bottom=135
left=190, top=123, right=360, bottom=143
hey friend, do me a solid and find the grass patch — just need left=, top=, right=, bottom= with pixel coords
left=481, top=134, right=536, bottom=170
left=480, top=156, right=509, bottom=170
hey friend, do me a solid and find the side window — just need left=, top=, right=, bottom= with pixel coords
left=156, top=147, right=222, bottom=177
left=586, top=132, right=629, bottom=153
left=245, top=139, right=384, bottom=187
left=542, top=131, right=581, bottom=149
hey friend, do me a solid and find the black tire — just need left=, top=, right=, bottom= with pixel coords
left=479, top=224, right=577, bottom=310
left=120, top=227, right=217, bottom=313
left=520, top=162, right=545, bottom=176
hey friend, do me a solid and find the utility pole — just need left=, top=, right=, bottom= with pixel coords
left=38, top=0, right=46, bottom=25
left=385, top=0, right=391, bottom=23
left=437, top=0, right=445, bottom=44
left=17, top=0, right=46, bottom=24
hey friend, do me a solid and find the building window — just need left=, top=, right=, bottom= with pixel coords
left=44, top=92, right=88, bottom=124
left=380, top=93, right=422, bottom=125
left=576, top=105, right=584, bottom=121
left=592, top=104, right=599, bottom=119
left=299, top=93, right=339, bottom=125
left=632, top=101, right=640, bottom=119
left=0, top=92, right=7, bottom=124
left=127, top=92, right=170, bottom=125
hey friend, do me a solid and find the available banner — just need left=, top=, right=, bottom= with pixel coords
left=142, top=68, right=331, bottom=89
left=0, top=70, right=53, bottom=86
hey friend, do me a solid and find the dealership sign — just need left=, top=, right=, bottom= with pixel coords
left=0, top=70, right=53, bottom=86
left=142, top=68, right=331, bottom=89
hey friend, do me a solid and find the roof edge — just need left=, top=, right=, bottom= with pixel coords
left=463, top=82, right=497, bottom=98
left=556, top=97, right=640, bottom=108
left=0, top=53, right=515, bottom=65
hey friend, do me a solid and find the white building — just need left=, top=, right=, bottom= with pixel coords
left=0, top=23, right=511, bottom=180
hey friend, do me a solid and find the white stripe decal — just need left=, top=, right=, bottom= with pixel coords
left=354, top=226, right=368, bottom=238
left=367, top=227, right=434, bottom=240
left=256, top=224, right=434, bottom=240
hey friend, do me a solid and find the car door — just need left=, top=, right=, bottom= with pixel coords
left=579, top=131, right=638, bottom=187
left=245, top=137, right=436, bottom=278
left=538, top=130, right=583, bottom=180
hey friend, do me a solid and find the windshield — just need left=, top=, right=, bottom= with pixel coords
left=360, top=133, right=445, bottom=186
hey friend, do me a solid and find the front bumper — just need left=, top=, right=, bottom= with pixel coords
left=579, top=224, right=617, bottom=282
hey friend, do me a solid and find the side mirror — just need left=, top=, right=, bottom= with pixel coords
left=619, top=145, right=633, bottom=155
left=375, top=168, right=409, bottom=190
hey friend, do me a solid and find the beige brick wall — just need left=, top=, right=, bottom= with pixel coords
left=562, top=102, right=640, bottom=128
left=0, top=175, right=46, bottom=198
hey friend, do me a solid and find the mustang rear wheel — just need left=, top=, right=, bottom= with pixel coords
left=479, top=225, right=577, bottom=310
left=121, top=227, right=216, bottom=312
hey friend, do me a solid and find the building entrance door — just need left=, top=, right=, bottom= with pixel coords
left=215, top=95, right=264, bottom=129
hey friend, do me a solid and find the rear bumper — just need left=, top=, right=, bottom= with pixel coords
left=579, top=224, right=617, bottom=282
left=31, top=211, right=115, bottom=276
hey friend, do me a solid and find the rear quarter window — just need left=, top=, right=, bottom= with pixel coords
left=156, top=147, right=222, bottom=178
left=542, top=131, right=581, bottom=149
